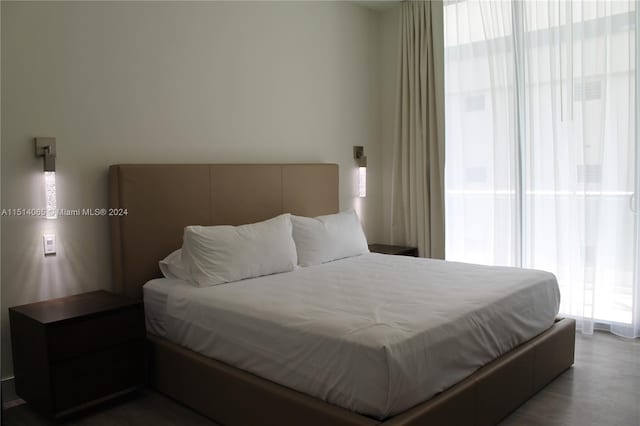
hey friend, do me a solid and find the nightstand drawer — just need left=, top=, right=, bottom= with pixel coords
left=51, top=340, right=144, bottom=412
left=10, top=291, right=144, bottom=417
left=48, top=307, right=144, bottom=361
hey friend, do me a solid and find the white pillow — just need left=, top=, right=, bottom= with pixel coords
left=181, top=214, right=297, bottom=287
left=159, top=249, right=190, bottom=281
left=291, top=210, right=369, bottom=267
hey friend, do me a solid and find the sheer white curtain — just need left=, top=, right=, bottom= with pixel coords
left=444, top=0, right=639, bottom=338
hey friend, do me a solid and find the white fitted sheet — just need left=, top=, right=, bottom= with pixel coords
left=143, top=278, right=177, bottom=337
left=143, top=253, right=560, bottom=419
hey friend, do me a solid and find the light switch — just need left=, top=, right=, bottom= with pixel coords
left=43, top=234, right=56, bottom=255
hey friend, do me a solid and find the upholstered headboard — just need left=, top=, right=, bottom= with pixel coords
left=109, top=164, right=339, bottom=299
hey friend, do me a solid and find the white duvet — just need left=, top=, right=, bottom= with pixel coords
left=144, top=253, right=560, bottom=419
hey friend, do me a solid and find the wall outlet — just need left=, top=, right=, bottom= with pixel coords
left=43, top=234, right=56, bottom=256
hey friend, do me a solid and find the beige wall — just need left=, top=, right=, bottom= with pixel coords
left=0, top=0, right=3, bottom=394
left=0, top=1, right=389, bottom=378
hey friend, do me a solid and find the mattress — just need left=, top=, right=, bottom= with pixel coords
left=143, top=277, right=176, bottom=337
left=143, top=253, right=560, bottom=419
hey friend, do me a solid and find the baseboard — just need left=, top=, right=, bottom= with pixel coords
left=1, top=377, right=25, bottom=409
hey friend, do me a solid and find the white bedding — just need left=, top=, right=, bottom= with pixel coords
left=143, top=253, right=560, bottom=419
left=143, top=277, right=175, bottom=337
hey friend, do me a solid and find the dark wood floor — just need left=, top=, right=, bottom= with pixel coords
left=3, top=332, right=639, bottom=426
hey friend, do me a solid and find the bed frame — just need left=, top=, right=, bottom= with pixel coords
left=109, top=163, right=575, bottom=426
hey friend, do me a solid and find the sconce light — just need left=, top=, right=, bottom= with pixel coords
left=353, top=146, right=367, bottom=198
left=35, top=137, right=57, bottom=219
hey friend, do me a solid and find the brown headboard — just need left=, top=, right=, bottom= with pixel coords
left=109, top=164, right=339, bottom=299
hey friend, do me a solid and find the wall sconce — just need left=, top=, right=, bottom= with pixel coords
left=353, top=146, right=367, bottom=198
left=35, top=137, right=57, bottom=219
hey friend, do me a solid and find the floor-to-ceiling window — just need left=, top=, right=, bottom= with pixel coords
left=444, top=0, right=638, bottom=337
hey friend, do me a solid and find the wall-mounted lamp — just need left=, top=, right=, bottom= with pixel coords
left=353, top=146, right=367, bottom=198
left=35, top=137, right=57, bottom=219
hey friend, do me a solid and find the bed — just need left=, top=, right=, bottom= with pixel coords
left=109, top=163, right=575, bottom=426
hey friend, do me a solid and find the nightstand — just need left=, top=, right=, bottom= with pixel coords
left=368, top=244, right=419, bottom=257
left=9, top=290, right=145, bottom=418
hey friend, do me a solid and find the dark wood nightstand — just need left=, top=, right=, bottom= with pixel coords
left=8, top=290, right=145, bottom=418
left=368, top=244, right=419, bottom=257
